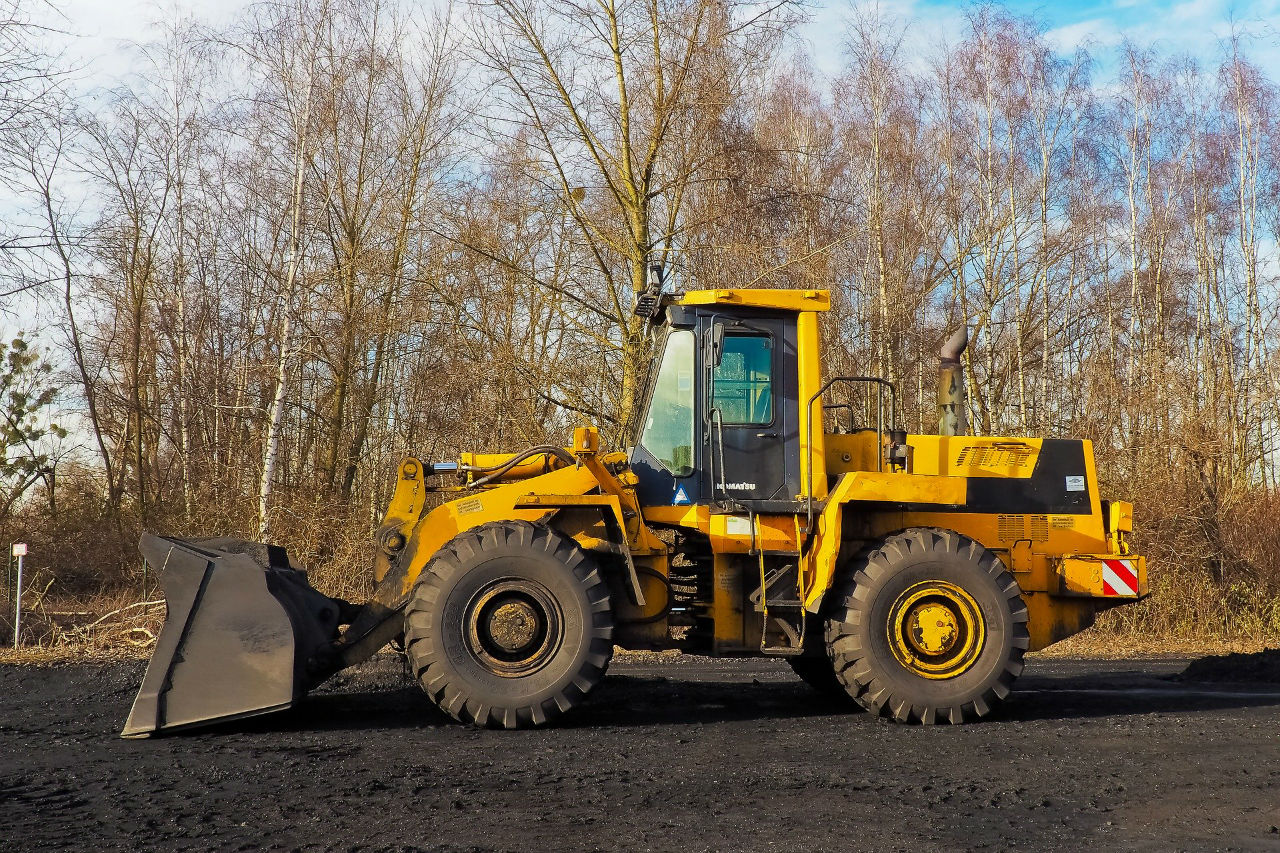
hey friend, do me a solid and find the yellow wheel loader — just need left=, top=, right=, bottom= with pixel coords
left=123, top=287, right=1147, bottom=736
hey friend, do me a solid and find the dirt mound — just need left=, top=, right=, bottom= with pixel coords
left=1180, top=648, right=1280, bottom=682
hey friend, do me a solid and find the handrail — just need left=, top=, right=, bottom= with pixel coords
left=709, top=407, right=726, bottom=503
left=822, top=403, right=856, bottom=433
left=805, top=376, right=898, bottom=530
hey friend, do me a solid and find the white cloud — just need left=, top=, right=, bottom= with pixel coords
left=1045, top=18, right=1125, bottom=53
left=798, top=0, right=969, bottom=79
left=36, top=0, right=251, bottom=87
left=1171, top=0, right=1225, bottom=21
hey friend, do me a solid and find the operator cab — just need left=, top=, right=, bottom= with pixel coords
left=629, top=292, right=811, bottom=512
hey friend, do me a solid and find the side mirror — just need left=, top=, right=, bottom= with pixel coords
left=709, top=323, right=725, bottom=367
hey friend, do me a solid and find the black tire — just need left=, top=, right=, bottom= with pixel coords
left=788, top=656, right=852, bottom=701
left=404, top=521, right=613, bottom=729
left=787, top=615, right=854, bottom=703
left=825, top=528, right=1028, bottom=724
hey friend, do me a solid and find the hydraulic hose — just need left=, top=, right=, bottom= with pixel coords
left=620, top=565, right=672, bottom=625
left=466, top=444, right=577, bottom=487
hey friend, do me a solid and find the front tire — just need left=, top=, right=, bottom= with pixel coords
left=788, top=656, right=852, bottom=702
left=788, top=615, right=854, bottom=703
left=404, top=521, right=613, bottom=729
left=825, top=528, right=1028, bottom=724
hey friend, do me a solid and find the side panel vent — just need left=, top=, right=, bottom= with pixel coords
left=997, top=515, right=1025, bottom=542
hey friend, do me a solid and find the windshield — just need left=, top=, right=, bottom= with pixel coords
left=637, top=329, right=695, bottom=477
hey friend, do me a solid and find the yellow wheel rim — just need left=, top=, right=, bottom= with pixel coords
left=887, top=581, right=985, bottom=679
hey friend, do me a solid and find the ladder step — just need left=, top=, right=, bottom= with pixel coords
left=760, top=609, right=804, bottom=654
left=753, top=599, right=803, bottom=612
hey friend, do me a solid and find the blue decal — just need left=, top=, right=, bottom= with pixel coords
left=672, top=486, right=690, bottom=505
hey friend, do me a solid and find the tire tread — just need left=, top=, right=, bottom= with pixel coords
left=404, top=520, right=613, bottom=729
left=824, top=528, right=1028, bottom=725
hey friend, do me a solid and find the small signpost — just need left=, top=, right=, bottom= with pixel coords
left=12, top=543, right=26, bottom=650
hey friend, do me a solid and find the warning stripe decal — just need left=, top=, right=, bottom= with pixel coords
left=1102, top=559, right=1139, bottom=596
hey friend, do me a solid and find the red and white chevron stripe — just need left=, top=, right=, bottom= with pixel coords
left=1102, top=559, right=1139, bottom=596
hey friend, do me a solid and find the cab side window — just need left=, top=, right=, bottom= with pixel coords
left=712, top=334, right=773, bottom=425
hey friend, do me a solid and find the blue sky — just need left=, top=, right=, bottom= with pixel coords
left=37, top=0, right=1280, bottom=89
left=798, top=0, right=1280, bottom=79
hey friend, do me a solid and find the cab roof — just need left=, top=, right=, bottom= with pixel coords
left=675, top=289, right=830, bottom=313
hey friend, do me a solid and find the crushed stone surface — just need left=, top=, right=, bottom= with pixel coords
left=3, top=654, right=1280, bottom=852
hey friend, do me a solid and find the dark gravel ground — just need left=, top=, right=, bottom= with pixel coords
left=2, top=653, right=1279, bottom=853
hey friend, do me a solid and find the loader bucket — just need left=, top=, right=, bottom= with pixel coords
left=121, top=533, right=345, bottom=737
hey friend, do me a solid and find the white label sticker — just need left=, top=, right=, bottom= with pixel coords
left=1065, top=475, right=1086, bottom=492
left=724, top=516, right=752, bottom=536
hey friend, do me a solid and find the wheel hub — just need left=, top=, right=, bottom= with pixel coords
left=487, top=601, right=539, bottom=652
left=887, top=581, right=985, bottom=680
left=906, top=602, right=959, bottom=655
left=464, top=578, right=562, bottom=677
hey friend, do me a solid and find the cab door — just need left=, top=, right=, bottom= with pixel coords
left=702, top=315, right=801, bottom=507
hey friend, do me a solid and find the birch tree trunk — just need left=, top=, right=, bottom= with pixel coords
left=256, top=3, right=323, bottom=540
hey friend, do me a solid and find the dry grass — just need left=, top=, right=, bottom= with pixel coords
left=1029, top=563, right=1280, bottom=659
left=2, top=605, right=1272, bottom=668
left=0, top=645, right=149, bottom=666
left=0, top=588, right=165, bottom=664
left=1029, top=632, right=1270, bottom=659
left=5, top=557, right=1279, bottom=667
left=1089, top=566, right=1280, bottom=646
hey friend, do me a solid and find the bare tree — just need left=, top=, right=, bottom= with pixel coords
left=467, top=0, right=795, bottom=440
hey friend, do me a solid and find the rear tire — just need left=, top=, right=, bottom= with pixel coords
left=404, top=521, right=613, bottom=729
left=825, top=528, right=1028, bottom=724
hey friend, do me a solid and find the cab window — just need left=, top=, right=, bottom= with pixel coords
left=638, top=329, right=695, bottom=476
left=712, top=334, right=773, bottom=425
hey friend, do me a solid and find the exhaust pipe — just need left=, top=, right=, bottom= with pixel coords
left=938, top=327, right=968, bottom=436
